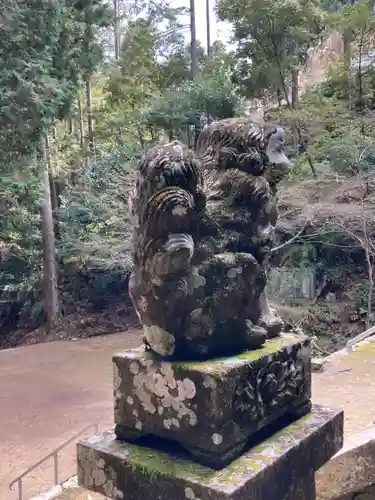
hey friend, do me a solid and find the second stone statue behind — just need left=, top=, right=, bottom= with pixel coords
left=129, top=117, right=291, bottom=360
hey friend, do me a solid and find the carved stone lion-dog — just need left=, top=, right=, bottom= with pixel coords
left=129, top=118, right=291, bottom=360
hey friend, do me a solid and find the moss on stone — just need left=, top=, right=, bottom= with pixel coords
left=122, top=438, right=291, bottom=488
left=117, top=335, right=307, bottom=374
left=173, top=334, right=305, bottom=372
left=121, top=442, right=215, bottom=483
left=119, top=439, right=279, bottom=488
left=115, top=409, right=310, bottom=486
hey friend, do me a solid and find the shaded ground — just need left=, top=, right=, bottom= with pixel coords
left=0, top=304, right=139, bottom=350
left=2, top=331, right=375, bottom=499
left=278, top=300, right=366, bottom=355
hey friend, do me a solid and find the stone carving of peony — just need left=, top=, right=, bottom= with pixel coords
left=233, top=357, right=305, bottom=424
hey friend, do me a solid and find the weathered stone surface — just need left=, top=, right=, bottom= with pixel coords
left=336, top=484, right=375, bottom=500
left=316, top=423, right=375, bottom=500
left=113, top=333, right=311, bottom=467
left=285, top=471, right=316, bottom=500
left=351, top=484, right=375, bottom=499
left=28, top=486, right=62, bottom=500
left=129, top=120, right=291, bottom=360
left=312, top=357, right=326, bottom=372
left=77, top=404, right=343, bottom=500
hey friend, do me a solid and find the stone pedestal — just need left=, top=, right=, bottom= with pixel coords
left=77, top=334, right=343, bottom=499
left=77, top=405, right=343, bottom=500
left=113, top=334, right=312, bottom=468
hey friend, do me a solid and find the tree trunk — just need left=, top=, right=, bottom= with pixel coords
left=68, top=117, right=74, bottom=135
left=190, top=0, right=198, bottom=78
left=206, top=0, right=211, bottom=57
left=291, top=67, right=299, bottom=150
left=86, top=76, right=94, bottom=154
left=39, top=136, right=59, bottom=332
left=277, top=88, right=282, bottom=107
left=84, top=1, right=94, bottom=156
left=78, top=93, right=85, bottom=150
left=291, top=68, right=299, bottom=110
left=45, top=134, right=61, bottom=239
left=343, top=33, right=352, bottom=67
left=357, top=30, right=365, bottom=133
left=113, top=0, right=120, bottom=60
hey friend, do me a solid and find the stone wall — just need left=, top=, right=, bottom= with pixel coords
left=267, top=267, right=316, bottom=302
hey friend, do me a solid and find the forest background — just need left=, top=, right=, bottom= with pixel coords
left=2, top=0, right=375, bottom=354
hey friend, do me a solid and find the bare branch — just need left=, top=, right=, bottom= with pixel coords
left=272, top=217, right=313, bottom=253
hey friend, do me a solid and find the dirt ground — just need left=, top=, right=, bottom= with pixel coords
left=2, top=331, right=375, bottom=500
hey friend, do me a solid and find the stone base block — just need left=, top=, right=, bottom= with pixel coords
left=316, top=423, right=375, bottom=500
left=77, top=404, right=343, bottom=500
left=113, top=334, right=312, bottom=467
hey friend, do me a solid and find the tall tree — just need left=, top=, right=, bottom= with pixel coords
left=0, top=0, right=110, bottom=331
left=190, top=0, right=198, bottom=77
left=206, top=0, right=211, bottom=57
left=113, top=0, right=121, bottom=59
left=39, top=136, right=59, bottom=329
left=218, top=0, right=325, bottom=105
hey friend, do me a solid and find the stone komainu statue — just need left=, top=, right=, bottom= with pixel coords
left=129, top=118, right=291, bottom=360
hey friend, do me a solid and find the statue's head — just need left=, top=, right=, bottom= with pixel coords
left=138, top=141, right=202, bottom=194
left=264, top=126, right=291, bottom=182
left=243, top=123, right=291, bottom=180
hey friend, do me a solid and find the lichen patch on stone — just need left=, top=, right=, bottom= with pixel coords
left=185, top=487, right=195, bottom=499
left=212, top=433, right=223, bottom=446
left=143, top=324, right=175, bottom=356
left=135, top=420, right=143, bottom=431
left=203, top=376, right=217, bottom=389
left=187, top=267, right=206, bottom=294
left=87, top=435, right=104, bottom=445
left=172, top=205, right=188, bottom=216
left=129, top=362, right=139, bottom=375
left=130, top=360, right=198, bottom=431
left=113, top=364, right=121, bottom=392
left=227, top=267, right=242, bottom=278
left=177, top=378, right=196, bottom=399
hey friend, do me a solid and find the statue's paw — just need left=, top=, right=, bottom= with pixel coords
left=164, top=233, right=194, bottom=258
left=259, top=308, right=283, bottom=338
left=245, top=320, right=267, bottom=349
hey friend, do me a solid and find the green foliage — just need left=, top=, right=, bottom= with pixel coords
left=0, top=167, right=44, bottom=332
left=218, top=0, right=326, bottom=100
left=145, top=69, right=243, bottom=140
left=107, top=18, right=159, bottom=109
left=57, top=143, right=139, bottom=310
left=331, top=1, right=375, bottom=47
left=0, top=0, right=111, bottom=336
left=0, top=0, right=110, bottom=166
left=4, top=0, right=375, bottom=346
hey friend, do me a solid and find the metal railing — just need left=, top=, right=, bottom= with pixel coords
left=9, top=421, right=100, bottom=500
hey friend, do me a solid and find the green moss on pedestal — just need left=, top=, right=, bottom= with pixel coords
left=174, top=334, right=306, bottom=372
left=120, top=334, right=307, bottom=375
left=121, top=442, right=215, bottom=483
